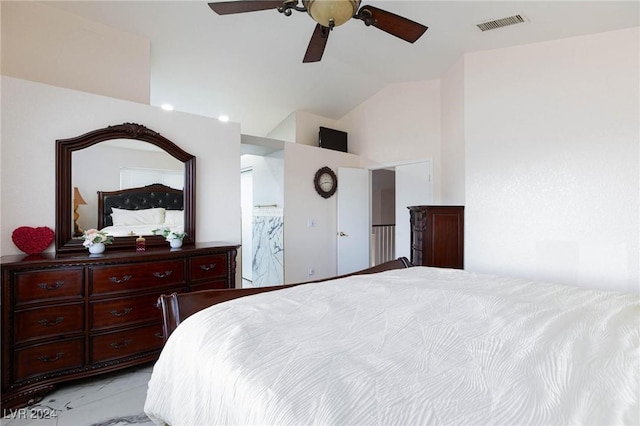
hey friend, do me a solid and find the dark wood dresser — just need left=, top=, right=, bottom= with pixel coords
left=1, top=242, right=239, bottom=409
left=408, top=206, right=464, bottom=269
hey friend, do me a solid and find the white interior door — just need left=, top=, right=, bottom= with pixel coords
left=337, top=167, right=370, bottom=275
left=395, top=161, right=433, bottom=260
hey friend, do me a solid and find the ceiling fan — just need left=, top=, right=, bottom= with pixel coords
left=207, top=0, right=428, bottom=63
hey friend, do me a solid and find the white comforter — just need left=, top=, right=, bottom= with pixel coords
left=144, top=267, right=639, bottom=425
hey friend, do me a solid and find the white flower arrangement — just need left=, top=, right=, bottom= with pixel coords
left=82, top=229, right=114, bottom=248
left=152, top=228, right=187, bottom=242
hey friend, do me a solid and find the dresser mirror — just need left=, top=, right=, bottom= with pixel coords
left=55, top=123, right=196, bottom=253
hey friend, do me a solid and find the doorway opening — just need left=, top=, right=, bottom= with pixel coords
left=371, top=169, right=396, bottom=266
left=368, top=159, right=433, bottom=265
left=240, top=136, right=285, bottom=288
left=336, top=160, right=432, bottom=275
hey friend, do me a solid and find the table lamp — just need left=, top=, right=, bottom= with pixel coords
left=73, top=187, right=87, bottom=236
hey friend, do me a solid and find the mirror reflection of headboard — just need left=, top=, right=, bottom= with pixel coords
left=56, top=123, right=196, bottom=253
left=74, top=140, right=185, bottom=232
left=97, top=184, right=184, bottom=228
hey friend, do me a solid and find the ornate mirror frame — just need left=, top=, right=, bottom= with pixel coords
left=55, top=123, right=196, bottom=253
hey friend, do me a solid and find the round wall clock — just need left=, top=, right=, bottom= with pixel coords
left=314, top=166, right=337, bottom=199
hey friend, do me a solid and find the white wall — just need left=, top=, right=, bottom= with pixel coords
left=1, top=2, right=150, bottom=104
left=284, top=144, right=362, bottom=283
left=440, top=56, right=466, bottom=205
left=266, top=112, right=296, bottom=143
left=339, top=80, right=442, bottom=201
left=1, top=77, right=241, bottom=256
left=464, top=28, right=639, bottom=294
left=395, top=161, right=434, bottom=260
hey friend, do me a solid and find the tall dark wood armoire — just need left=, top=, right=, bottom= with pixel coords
left=408, top=206, right=464, bottom=269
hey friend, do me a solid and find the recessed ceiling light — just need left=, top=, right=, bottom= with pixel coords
left=161, top=104, right=174, bottom=111
left=218, top=115, right=229, bottom=122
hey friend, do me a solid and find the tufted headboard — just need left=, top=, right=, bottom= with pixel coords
left=97, top=183, right=184, bottom=228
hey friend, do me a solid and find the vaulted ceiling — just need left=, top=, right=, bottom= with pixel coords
left=47, top=1, right=639, bottom=136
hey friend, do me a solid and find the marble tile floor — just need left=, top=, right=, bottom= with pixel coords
left=2, top=364, right=155, bottom=426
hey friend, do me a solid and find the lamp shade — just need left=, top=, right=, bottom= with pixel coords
left=73, top=187, right=87, bottom=205
left=303, top=0, right=360, bottom=28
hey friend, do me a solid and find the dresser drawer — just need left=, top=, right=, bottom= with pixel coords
left=15, top=303, right=84, bottom=344
left=90, top=324, right=164, bottom=364
left=90, top=293, right=163, bottom=330
left=90, top=260, right=185, bottom=295
left=14, top=338, right=84, bottom=382
left=190, top=254, right=228, bottom=282
left=14, top=269, right=83, bottom=306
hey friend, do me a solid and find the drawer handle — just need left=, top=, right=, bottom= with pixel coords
left=110, top=308, right=132, bottom=317
left=110, top=339, right=132, bottom=349
left=153, top=270, right=173, bottom=278
left=154, top=332, right=164, bottom=339
left=200, top=263, right=216, bottom=271
left=38, top=281, right=64, bottom=290
left=38, top=352, right=64, bottom=363
left=38, top=317, right=64, bottom=327
left=109, top=275, right=132, bottom=284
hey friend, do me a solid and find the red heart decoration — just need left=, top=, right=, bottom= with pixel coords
left=12, top=226, right=55, bottom=255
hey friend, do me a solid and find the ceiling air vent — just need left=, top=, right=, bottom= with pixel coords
left=477, top=14, right=526, bottom=32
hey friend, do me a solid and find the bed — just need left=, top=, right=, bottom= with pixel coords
left=144, top=260, right=640, bottom=425
left=97, top=183, right=184, bottom=237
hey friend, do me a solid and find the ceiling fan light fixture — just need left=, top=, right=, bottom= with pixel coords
left=208, top=0, right=428, bottom=62
left=303, top=0, right=360, bottom=28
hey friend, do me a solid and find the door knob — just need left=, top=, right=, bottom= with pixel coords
left=338, top=231, right=349, bottom=237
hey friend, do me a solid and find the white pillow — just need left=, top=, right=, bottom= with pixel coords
left=164, top=210, right=184, bottom=226
left=111, top=207, right=166, bottom=226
